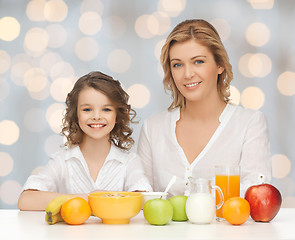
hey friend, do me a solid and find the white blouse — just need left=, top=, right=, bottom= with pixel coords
left=137, top=104, right=272, bottom=197
left=22, top=144, right=152, bottom=193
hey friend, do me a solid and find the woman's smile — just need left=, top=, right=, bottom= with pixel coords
left=184, top=81, right=202, bottom=89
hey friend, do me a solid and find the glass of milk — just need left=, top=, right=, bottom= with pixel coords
left=185, top=177, right=224, bottom=224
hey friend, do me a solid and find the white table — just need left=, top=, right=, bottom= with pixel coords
left=1, top=208, right=294, bottom=239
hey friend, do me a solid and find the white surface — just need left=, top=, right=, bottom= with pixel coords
left=1, top=208, right=294, bottom=240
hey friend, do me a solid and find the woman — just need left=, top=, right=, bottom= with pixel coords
left=137, top=19, right=271, bottom=196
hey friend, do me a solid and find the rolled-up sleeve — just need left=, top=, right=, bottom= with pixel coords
left=21, top=156, right=63, bottom=192
left=137, top=120, right=154, bottom=188
left=124, top=152, right=152, bottom=192
left=240, top=111, right=272, bottom=195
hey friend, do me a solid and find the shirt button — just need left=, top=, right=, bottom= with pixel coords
left=187, top=167, right=189, bottom=171
left=186, top=182, right=189, bottom=186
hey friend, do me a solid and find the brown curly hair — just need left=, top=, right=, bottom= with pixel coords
left=160, top=19, right=233, bottom=110
left=62, top=71, right=136, bottom=150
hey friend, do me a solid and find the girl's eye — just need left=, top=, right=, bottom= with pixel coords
left=195, top=60, right=204, bottom=64
left=173, top=63, right=182, bottom=68
left=103, top=108, right=111, bottom=112
left=83, top=108, right=91, bottom=112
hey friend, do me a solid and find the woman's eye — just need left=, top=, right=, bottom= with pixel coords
left=173, top=63, right=182, bottom=68
left=195, top=60, right=204, bottom=64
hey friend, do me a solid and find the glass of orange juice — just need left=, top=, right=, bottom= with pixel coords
left=215, top=165, right=240, bottom=221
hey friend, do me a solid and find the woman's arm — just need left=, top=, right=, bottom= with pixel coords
left=18, top=189, right=88, bottom=211
left=124, top=153, right=153, bottom=192
left=240, top=111, right=272, bottom=195
left=137, top=120, right=153, bottom=187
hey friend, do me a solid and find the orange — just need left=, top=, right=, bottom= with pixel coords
left=60, top=197, right=91, bottom=225
left=222, top=197, right=250, bottom=225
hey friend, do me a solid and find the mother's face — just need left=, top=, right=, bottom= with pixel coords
left=169, top=39, right=224, bottom=104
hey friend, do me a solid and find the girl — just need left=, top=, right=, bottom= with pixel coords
left=137, top=19, right=271, bottom=197
left=18, top=71, right=152, bottom=210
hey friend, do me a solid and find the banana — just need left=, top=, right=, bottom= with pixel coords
left=45, top=195, right=73, bottom=217
left=45, top=212, right=64, bottom=225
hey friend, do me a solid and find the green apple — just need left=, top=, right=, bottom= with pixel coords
left=168, top=195, right=188, bottom=221
left=143, top=198, right=173, bottom=225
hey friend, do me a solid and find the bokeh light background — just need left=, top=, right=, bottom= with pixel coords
left=0, top=0, right=294, bottom=209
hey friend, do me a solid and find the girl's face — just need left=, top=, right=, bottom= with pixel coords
left=169, top=39, right=224, bottom=104
left=77, top=87, right=117, bottom=143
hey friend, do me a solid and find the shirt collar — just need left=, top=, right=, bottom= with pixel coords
left=171, top=107, right=181, bottom=123
left=219, top=103, right=235, bottom=123
left=170, top=103, right=234, bottom=124
left=64, top=143, right=127, bottom=164
left=63, top=145, right=83, bottom=161
left=106, top=143, right=128, bottom=163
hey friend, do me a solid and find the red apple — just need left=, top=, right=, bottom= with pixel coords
left=244, top=183, right=282, bottom=222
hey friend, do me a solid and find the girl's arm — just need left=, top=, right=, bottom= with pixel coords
left=18, top=189, right=88, bottom=211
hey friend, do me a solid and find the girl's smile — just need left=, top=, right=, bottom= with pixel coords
left=88, top=123, right=106, bottom=129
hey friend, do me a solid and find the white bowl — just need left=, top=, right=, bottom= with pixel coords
left=141, top=192, right=168, bottom=207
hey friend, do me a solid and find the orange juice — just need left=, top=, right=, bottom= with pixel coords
left=215, top=175, right=240, bottom=218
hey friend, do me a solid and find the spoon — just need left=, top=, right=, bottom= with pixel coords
left=160, top=176, right=177, bottom=199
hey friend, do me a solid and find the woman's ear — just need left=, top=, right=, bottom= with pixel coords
left=218, top=66, right=224, bottom=74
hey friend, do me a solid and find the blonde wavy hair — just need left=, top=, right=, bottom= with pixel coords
left=160, top=19, right=233, bottom=110
left=62, top=71, right=136, bottom=150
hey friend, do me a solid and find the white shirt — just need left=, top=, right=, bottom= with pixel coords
left=137, top=104, right=272, bottom=197
left=22, top=144, right=152, bottom=193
